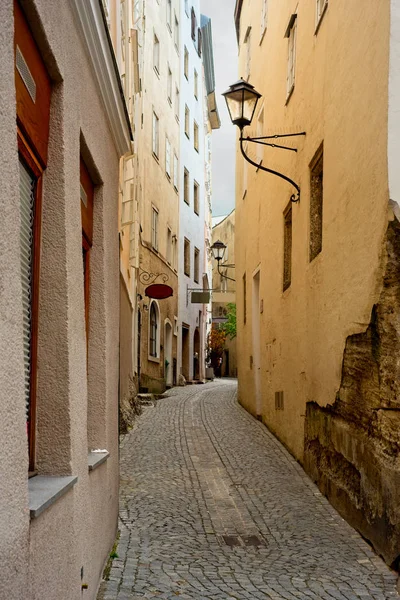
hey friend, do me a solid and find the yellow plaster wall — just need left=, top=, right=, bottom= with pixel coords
left=235, top=0, right=390, bottom=460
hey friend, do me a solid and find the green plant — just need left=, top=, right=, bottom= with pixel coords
left=221, top=303, right=236, bottom=340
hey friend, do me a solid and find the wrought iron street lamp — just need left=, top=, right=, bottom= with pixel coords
left=222, top=79, right=305, bottom=202
left=211, top=240, right=235, bottom=282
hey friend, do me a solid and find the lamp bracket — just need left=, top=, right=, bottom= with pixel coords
left=240, top=133, right=305, bottom=203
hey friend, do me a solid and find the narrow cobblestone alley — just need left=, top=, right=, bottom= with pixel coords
left=98, top=381, right=399, bottom=600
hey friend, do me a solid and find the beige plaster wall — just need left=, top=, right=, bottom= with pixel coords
left=236, top=0, right=390, bottom=460
left=136, top=0, right=181, bottom=391
left=1, top=0, right=123, bottom=597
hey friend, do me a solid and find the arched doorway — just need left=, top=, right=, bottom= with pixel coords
left=193, top=328, right=200, bottom=380
left=164, top=321, right=173, bottom=387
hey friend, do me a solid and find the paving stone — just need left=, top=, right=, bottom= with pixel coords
left=97, top=381, right=399, bottom=600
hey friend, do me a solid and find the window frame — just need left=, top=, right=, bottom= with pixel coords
left=185, top=105, right=190, bottom=138
left=194, top=247, right=200, bottom=283
left=184, top=168, right=190, bottom=205
left=285, top=14, right=297, bottom=102
left=260, top=0, right=268, bottom=42
left=184, top=46, right=189, bottom=79
left=309, top=145, right=324, bottom=262
left=152, top=110, right=159, bottom=158
left=194, top=69, right=198, bottom=99
left=193, top=120, right=199, bottom=152
left=151, top=206, right=159, bottom=251
left=153, top=33, right=160, bottom=76
left=165, top=136, right=171, bottom=179
left=193, top=180, right=199, bottom=215
left=173, top=153, right=179, bottom=191
left=315, top=0, right=328, bottom=32
left=184, top=237, right=191, bottom=277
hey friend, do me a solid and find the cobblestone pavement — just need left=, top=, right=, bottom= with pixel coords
left=98, top=380, right=399, bottom=600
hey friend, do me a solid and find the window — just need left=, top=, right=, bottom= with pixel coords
left=309, top=147, right=324, bottom=262
left=283, top=204, right=292, bottom=291
left=191, top=8, right=197, bottom=40
left=166, top=0, right=172, bottom=31
left=185, top=0, right=189, bottom=16
left=244, top=26, right=251, bottom=81
left=184, top=238, right=190, bottom=276
left=185, top=105, right=190, bottom=137
left=243, top=273, right=247, bottom=324
left=193, top=180, right=199, bottom=214
left=184, top=47, right=189, bottom=79
left=175, top=86, right=180, bottom=120
left=260, top=0, right=268, bottom=41
left=194, top=69, right=198, bottom=99
left=184, top=168, right=190, bottom=204
left=197, top=27, right=202, bottom=56
left=194, top=247, right=200, bottom=283
left=193, top=120, right=199, bottom=151
left=285, top=15, right=297, bottom=99
left=152, top=111, right=159, bottom=157
left=316, top=0, right=328, bottom=28
left=165, top=137, right=171, bottom=178
left=149, top=302, right=159, bottom=358
left=80, top=159, right=95, bottom=344
left=174, top=14, right=179, bottom=51
left=153, top=34, right=160, bottom=75
left=167, top=66, right=172, bottom=104
left=151, top=207, right=159, bottom=251
left=256, top=108, right=264, bottom=163
left=172, top=234, right=178, bottom=269
left=15, top=1, right=51, bottom=472
left=167, top=227, right=172, bottom=264
left=173, top=153, right=178, bottom=190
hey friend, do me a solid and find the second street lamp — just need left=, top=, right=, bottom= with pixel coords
left=211, top=240, right=235, bottom=282
left=222, top=79, right=305, bottom=203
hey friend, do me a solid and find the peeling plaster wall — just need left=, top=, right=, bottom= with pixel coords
left=305, top=216, right=400, bottom=566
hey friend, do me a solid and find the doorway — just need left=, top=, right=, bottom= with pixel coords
left=165, top=321, right=173, bottom=387
left=252, top=270, right=261, bottom=416
left=193, top=327, right=200, bottom=380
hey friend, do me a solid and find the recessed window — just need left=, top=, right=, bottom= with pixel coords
left=193, top=180, right=199, bottom=215
left=184, top=168, right=190, bottom=204
left=165, top=137, right=171, bottom=179
left=260, top=0, right=268, bottom=41
left=185, top=105, right=190, bottom=137
left=167, top=227, right=172, bottom=264
left=173, top=153, right=179, bottom=190
left=167, top=66, right=172, bottom=104
left=285, top=15, right=297, bottom=100
left=152, top=111, right=159, bottom=157
left=197, top=28, right=202, bottom=57
left=194, top=69, right=198, bottom=99
left=166, top=0, right=172, bottom=31
left=151, top=206, right=159, bottom=251
left=283, top=204, right=292, bottom=291
left=184, top=238, right=190, bottom=277
left=174, top=14, right=179, bottom=51
left=194, top=247, right=200, bottom=283
left=316, top=0, right=328, bottom=29
left=244, top=26, right=251, bottom=81
left=309, top=147, right=324, bottom=262
left=184, top=47, right=189, bottom=79
left=194, top=120, right=199, bottom=151
left=175, top=86, right=180, bottom=121
left=153, top=34, right=160, bottom=75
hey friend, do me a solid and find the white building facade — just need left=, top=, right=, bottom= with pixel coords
left=178, top=3, right=219, bottom=381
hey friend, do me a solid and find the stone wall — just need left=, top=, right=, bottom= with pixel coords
left=304, top=215, right=400, bottom=567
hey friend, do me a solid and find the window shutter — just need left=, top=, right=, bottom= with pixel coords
left=19, top=159, right=35, bottom=421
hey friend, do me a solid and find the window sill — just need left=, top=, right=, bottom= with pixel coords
left=88, top=450, right=110, bottom=472
left=29, top=475, right=78, bottom=519
left=152, top=152, right=159, bottom=163
left=148, top=355, right=160, bottom=364
left=154, top=67, right=160, bottom=79
left=285, top=85, right=295, bottom=106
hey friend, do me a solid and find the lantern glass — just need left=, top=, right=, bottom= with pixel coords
left=211, top=240, right=226, bottom=262
left=223, top=79, right=261, bottom=129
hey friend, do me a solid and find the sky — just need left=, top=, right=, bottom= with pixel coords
left=201, top=0, right=238, bottom=218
